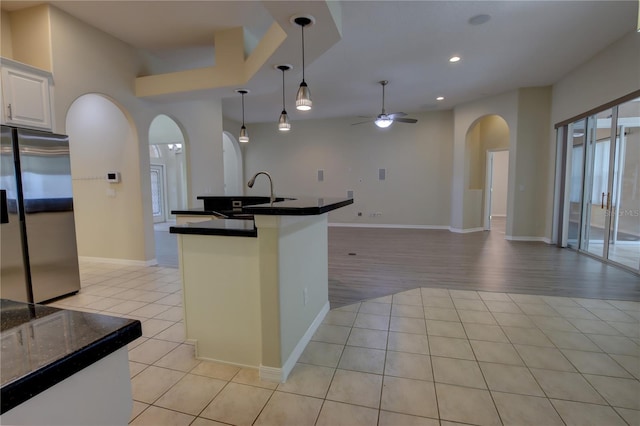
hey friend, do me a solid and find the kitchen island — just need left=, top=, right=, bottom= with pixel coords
left=0, top=299, right=141, bottom=425
left=170, top=196, right=352, bottom=382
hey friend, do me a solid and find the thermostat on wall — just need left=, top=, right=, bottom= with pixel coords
left=106, top=171, right=121, bottom=183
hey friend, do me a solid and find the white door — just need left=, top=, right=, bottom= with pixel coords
left=150, top=164, right=166, bottom=223
left=484, top=150, right=509, bottom=230
left=1, top=65, right=52, bottom=130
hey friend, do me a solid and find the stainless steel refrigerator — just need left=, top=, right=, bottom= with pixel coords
left=1, top=125, right=81, bottom=303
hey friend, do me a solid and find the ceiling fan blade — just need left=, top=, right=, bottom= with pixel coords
left=394, top=117, right=418, bottom=124
left=351, top=120, right=374, bottom=126
left=388, top=112, right=407, bottom=119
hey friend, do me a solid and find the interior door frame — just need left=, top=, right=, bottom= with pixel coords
left=150, top=163, right=167, bottom=223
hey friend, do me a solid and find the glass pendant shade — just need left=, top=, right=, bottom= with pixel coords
left=296, top=81, right=312, bottom=111
left=237, top=89, right=249, bottom=143
left=276, top=65, right=292, bottom=131
left=294, top=17, right=313, bottom=111
left=278, top=111, right=291, bottom=131
left=239, top=125, right=249, bottom=143
left=375, top=114, right=393, bottom=128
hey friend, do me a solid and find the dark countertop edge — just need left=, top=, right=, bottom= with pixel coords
left=243, top=198, right=354, bottom=215
left=0, top=320, right=141, bottom=414
left=170, top=225, right=257, bottom=237
left=171, top=209, right=217, bottom=215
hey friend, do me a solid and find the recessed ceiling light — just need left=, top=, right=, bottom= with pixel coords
left=436, top=96, right=444, bottom=101
left=449, top=56, right=461, bottom=63
left=468, top=14, right=491, bottom=26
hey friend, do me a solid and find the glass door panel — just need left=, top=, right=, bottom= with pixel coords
left=566, top=119, right=586, bottom=248
left=582, top=109, right=614, bottom=258
left=607, top=98, right=640, bottom=271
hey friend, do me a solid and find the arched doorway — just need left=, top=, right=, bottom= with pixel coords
left=148, top=115, right=188, bottom=224
left=66, top=93, right=148, bottom=262
left=465, top=115, right=510, bottom=233
left=223, top=131, right=243, bottom=196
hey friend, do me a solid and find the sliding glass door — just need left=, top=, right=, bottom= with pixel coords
left=559, top=97, right=640, bottom=273
left=582, top=108, right=615, bottom=259
left=606, top=99, right=640, bottom=270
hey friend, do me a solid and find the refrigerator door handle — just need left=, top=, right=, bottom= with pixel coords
left=1, top=189, right=8, bottom=224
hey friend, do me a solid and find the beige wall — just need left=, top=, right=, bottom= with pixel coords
left=5, top=5, right=227, bottom=262
left=551, top=31, right=640, bottom=125
left=1, top=11, right=13, bottom=58
left=47, top=6, right=154, bottom=262
left=514, top=87, right=552, bottom=238
left=4, top=5, right=52, bottom=71
left=241, top=111, right=453, bottom=226
left=549, top=30, right=640, bottom=240
left=151, top=99, right=225, bottom=207
left=467, top=115, right=509, bottom=190
left=453, top=90, right=519, bottom=232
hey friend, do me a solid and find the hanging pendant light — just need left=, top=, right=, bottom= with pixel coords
left=293, top=16, right=314, bottom=111
left=235, top=89, right=249, bottom=143
left=275, top=64, right=292, bottom=131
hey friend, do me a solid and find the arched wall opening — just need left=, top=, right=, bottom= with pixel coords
left=148, top=114, right=188, bottom=223
left=222, top=131, right=243, bottom=196
left=464, top=114, right=510, bottom=232
left=66, top=93, right=148, bottom=261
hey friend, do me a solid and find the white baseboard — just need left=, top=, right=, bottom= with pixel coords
left=449, top=227, right=485, bottom=234
left=329, top=223, right=449, bottom=230
left=78, top=256, right=158, bottom=267
left=491, top=214, right=507, bottom=218
left=259, top=301, right=330, bottom=383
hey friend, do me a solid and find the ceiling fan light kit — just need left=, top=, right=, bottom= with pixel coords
left=352, top=80, right=418, bottom=128
left=375, top=114, right=393, bottom=128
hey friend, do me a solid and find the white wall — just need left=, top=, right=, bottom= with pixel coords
left=241, top=111, right=453, bottom=226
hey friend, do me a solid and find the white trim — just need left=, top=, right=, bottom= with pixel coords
left=449, top=227, right=485, bottom=234
left=329, top=223, right=449, bottom=230
left=78, top=256, right=158, bottom=267
left=491, top=214, right=507, bottom=218
left=504, top=236, right=548, bottom=242
left=258, top=366, right=283, bottom=383
left=259, top=301, right=330, bottom=383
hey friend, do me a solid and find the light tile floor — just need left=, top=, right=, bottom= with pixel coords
left=47, top=261, right=640, bottom=426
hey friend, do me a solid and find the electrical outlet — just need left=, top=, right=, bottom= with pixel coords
left=303, top=288, right=309, bottom=306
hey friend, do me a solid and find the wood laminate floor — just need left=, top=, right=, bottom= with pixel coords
left=328, top=220, right=640, bottom=308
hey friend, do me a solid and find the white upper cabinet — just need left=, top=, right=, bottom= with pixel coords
left=1, top=58, right=53, bottom=130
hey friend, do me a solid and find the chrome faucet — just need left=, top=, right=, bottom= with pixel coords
left=247, top=171, right=275, bottom=204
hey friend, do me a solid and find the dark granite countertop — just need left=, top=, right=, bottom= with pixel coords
left=170, top=219, right=257, bottom=237
left=0, top=299, right=141, bottom=414
left=171, top=208, right=254, bottom=220
left=242, top=197, right=353, bottom=215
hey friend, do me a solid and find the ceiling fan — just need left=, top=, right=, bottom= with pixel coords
left=352, top=80, right=418, bottom=128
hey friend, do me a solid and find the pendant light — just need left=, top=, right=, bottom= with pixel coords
left=293, top=16, right=314, bottom=111
left=276, top=64, right=292, bottom=131
left=235, top=89, right=249, bottom=143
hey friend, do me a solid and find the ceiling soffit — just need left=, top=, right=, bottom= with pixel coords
left=134, top=0, right=342, bottom=99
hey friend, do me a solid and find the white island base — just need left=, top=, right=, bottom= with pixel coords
left=176, top=214, right=330, bottom=382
